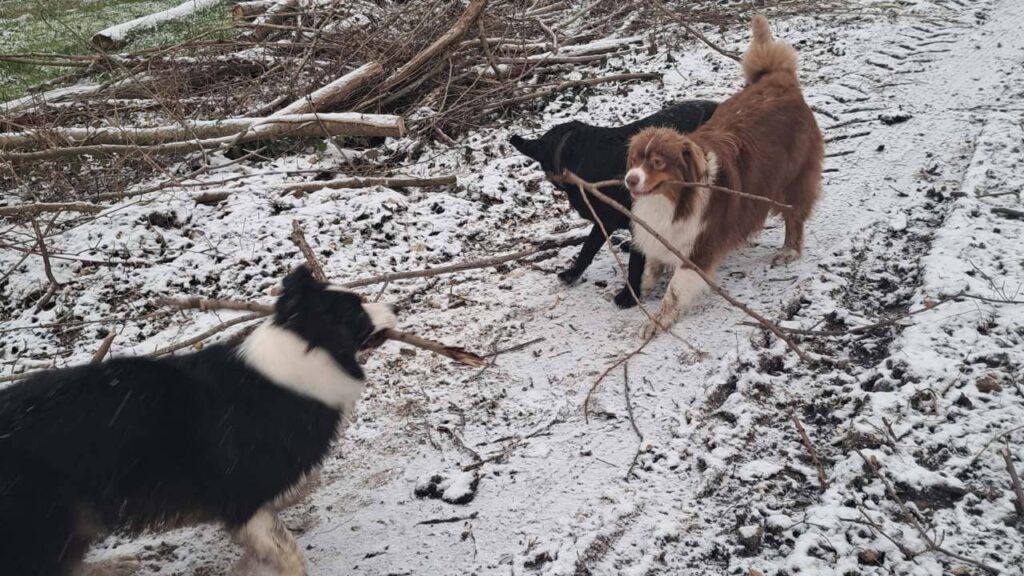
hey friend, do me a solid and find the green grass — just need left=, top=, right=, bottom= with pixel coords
left=0, top=0, right=233, bottom=101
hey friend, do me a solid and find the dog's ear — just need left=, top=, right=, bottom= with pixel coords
left=277, top=265, right=320, bottom=318
left=677, top=140, right=708, bottom=186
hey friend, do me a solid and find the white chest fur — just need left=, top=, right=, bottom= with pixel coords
left=239, top=321, right=365, bottom=415
left=631, top=192, right=707, bottom=267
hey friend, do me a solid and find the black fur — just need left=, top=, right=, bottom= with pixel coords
left=0, top=266, right=386, bottom=575
left=509, top=100, right=718, bottom=307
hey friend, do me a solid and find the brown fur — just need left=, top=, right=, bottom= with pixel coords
left=625, top=14, right=823, bottom=333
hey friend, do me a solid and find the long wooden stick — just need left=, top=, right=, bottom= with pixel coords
left=555, top=171, right=812, bottom=363
left=1003, top=440, right=1024, bottom=519
left=380, top=328, right=484, bottom=368
left=155, top=297, right=483, bottom=367
left=283, top=175, right=456, bottom=195
left=1, top=202, right=105, bottom=217
left=791, top=412, right=828, bottom=491
left=339, top=235, right=586, bottom=289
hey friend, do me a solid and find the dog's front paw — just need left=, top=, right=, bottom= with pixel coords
left=771, top=247, right=800, bottom=267
left=639, top=319, right=661, bottom=340
left=614, top=288, right=638, bottom=308
left=557, top=267, right=583, bottom=284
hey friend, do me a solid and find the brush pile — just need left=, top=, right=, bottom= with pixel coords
left=0, top=0, right=807, bottom=201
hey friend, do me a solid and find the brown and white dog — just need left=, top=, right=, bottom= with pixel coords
left=624, top=15, right=823, bottom=338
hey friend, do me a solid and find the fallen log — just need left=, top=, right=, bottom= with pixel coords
left=232, top=0, right=274, bottom=21
left=1, top=113, right=403, bottom=149
left=247, top=0, right=299, bottom=41
left=0, top=113, right=406, bottom=161
left=92, top=0, right=222, bottom=50
left=283, top=175, right=456, bottom=195
left=274, top=62, right=384, bottom=116
left=0, top=202, right=106, bottom=218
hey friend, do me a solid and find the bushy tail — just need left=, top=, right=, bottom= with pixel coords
left=742, top=14, right=798, bottom=85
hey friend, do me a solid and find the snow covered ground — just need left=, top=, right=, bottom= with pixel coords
left=2, top=0, right=1023, bottom=574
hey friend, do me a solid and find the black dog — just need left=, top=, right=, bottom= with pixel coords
left=0, top=266, right=396, bottom=576
left=510, top=100, right=718, bottom=307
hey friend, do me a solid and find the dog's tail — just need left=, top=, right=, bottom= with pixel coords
left=742, top=14, right=798, bottom=85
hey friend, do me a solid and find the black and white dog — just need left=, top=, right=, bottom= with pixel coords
left=0, top=266, right=396, bottom=576
left=509, top=100, right=718, bottom=307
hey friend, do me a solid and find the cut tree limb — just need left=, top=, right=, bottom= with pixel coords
left=283, top=175, right=456, bottom=194
left=0, top=202, right=105, bottom=218
left=232, top=0, right=274, bottom=21
left=356, top=0, right=488, bottom=110
left=1, top=113, right=405, bottom=150
left=155, top=297, right=483, bottom=367
left=92, top=0, right=222, bottom=50
left=247, top=0, right=299, bottom=41
left=275, top=62, right=384, bottom=116
left=0, top=113, right=406, bottom=162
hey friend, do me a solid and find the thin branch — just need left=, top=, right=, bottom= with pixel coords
left=290, top=220, right=327, bottom=282
left=283, top=175, right=457, bottom=195
left=791, top=412, right=828, bottom=491
left=157, top=296, right=273, bottom=313
left=1001, top=440, right=1024, bottom=519
left=571, top=174, right=703, bottom=355
left=340, top=235, right=586, bottom=289
left=584, top=334, right=654, bottom=423
left=155, top=297, right=483, bottom=367
left=663, top=180, right=794, bottom=210
left=623, top=362, right=645, bottom=481
left=31, top=220, right=59, bottom=311
left=379, top=328, right=485, bottom=368
left=148, top=312, right=267, bottom=357
left=556, top=172, right=812, bottom=363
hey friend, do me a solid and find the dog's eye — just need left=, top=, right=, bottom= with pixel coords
left=651, top=157, right=665, bottom=170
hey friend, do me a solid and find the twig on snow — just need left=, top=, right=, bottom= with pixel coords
left=416, top=511, right=479, bottom=526
left=584, top=334, right=654, bottom=423
left=340, top=235, right=586, bottom=289
left=91, top=331, right=117, bottom=364
left=1001, top=440, right=1024, bottom=519
left=791, top=412, right=828, bottom=491
left=31, top=220, right=59, bottom=310
left=623, top=362, right=645, bottom=481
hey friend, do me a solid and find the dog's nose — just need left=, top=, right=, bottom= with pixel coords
left=625, top=173, right=639, bottom=188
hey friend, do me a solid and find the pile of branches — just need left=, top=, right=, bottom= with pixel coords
left=0, top=0, right=818, bottom=200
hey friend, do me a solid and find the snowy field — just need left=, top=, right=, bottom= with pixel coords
left=2, top=0, right=1024, bottom=574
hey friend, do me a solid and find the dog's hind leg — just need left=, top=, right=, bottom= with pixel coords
left=231, top=509, right=306, bottom=576
left=773, top=167, right=820, bottom=267
left=614, top=248, right=646, bottom=308
left=559, top=224, right=604, bottom=284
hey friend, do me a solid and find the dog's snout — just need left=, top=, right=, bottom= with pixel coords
left=625, top=173, right=639, bottom=187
